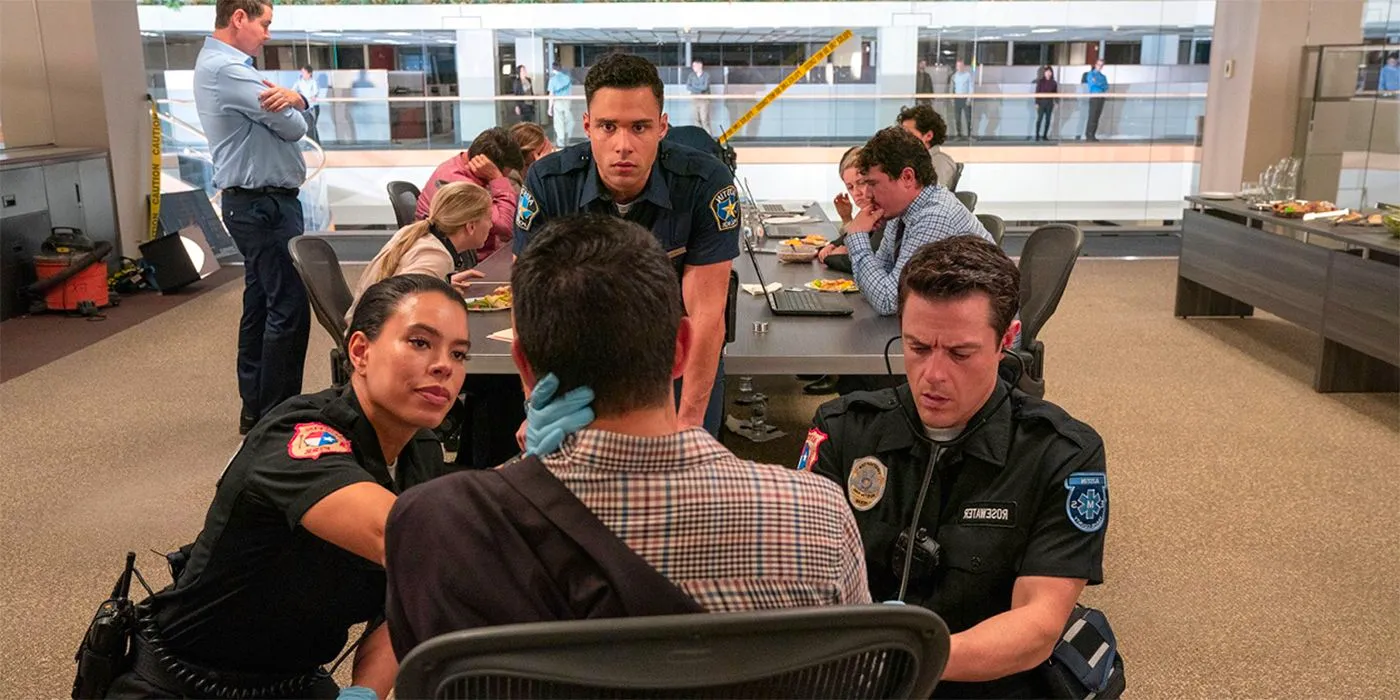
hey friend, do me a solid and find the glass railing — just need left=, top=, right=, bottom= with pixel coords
left=153, top=92, right=1205, bottom=150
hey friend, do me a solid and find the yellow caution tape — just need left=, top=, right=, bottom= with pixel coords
left=717, top=29, right=854, bottom=145
left=147, top=95, right=162, bottom=241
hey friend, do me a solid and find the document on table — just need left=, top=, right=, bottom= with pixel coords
left=487, top=328, right=515, bottom=343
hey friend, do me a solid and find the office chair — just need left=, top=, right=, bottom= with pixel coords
left=947, top=162, right=965, bottom=192
left=288, top=236, right=355, bottom=388
left=976, top=213, right=1006, bottom=247
left=396, top=605, right=950, bottom=700
left=954, top=190, right=978, bottom=213
left=1008, top=223, right=1084, bottom=398
left=387, top=181, right=423, bottom=228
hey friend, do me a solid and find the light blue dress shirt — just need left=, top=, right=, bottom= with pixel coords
left=193, top=37, right=308, bottom=190
left=1379, top=63, right=1400, bottom=92
left=952, top=69, right=974, bottom=95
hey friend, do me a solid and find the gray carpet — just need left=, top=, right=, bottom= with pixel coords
left=1, top=259, right=1396, bottom=698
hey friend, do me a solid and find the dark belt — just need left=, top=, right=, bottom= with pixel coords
left=131, top=612, right=331, bottom=699
left=225, top=186, right=300, bottom=196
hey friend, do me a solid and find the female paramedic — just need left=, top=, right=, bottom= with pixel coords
left=105, top=274, right=591, bottom=699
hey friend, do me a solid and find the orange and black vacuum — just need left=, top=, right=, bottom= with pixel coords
left=26, top=227, right=115, bottom=316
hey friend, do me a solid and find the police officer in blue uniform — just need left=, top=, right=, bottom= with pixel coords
left=513, top=52, right=738, bottom=435
left=798, top=237, right=1110, bottom=699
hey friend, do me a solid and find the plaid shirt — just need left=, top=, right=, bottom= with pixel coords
left=846, top=184, right=992, bottom=316
left=541, top=427, right=871, bottom=611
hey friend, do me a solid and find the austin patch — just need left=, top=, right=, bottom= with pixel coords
left=710, top=185, right=740, bottom=231
left=1064, top=472, right=1108, bottom=532
left=847, top=456, right=888, bottom=511
left=797, top=428, right=828, bottom=471
left=516, top=188, right=539, bottom=231
left=960, top=501, right=1018, bottom=527
left=288, top=423, right=352, bottom=460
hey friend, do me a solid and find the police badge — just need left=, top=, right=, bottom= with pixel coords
left=1064, top=472, right=1108, bottom=532
left=710, top=185, right=740, bottom=231
left=847, top=456, right=888, bottom=511
left=516, top=188, right=539, bottom=231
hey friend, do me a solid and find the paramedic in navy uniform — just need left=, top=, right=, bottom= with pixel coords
left=105, top=275, right=472, bottom=700
left=512, top=52, right=739, bottom=435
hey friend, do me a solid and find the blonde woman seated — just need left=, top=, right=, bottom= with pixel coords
left=349, top=181, right=493, bottom=322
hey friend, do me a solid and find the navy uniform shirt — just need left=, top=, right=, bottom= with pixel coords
left=799, top=380, right=1108, bottom=699
left=513, top=140, right=740, bottom=273
left=147, top=387, right=451, bottom=674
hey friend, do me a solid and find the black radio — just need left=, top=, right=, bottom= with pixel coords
left=72, top=553, right=139, bottom=699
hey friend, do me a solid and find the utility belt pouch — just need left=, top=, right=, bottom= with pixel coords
left=1039, top=605, right=1125, bottom=699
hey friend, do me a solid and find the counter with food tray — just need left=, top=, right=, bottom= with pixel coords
left=456, top=205, right=905, bottom=376
left=1177, top=195, right=1399, bottom=392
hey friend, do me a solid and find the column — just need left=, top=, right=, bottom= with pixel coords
left=876, top=26, right=919, bottom=128
left=1199, top=0, right=1364, bottom=194
left=0, top=0, right=150, bottom=260
left=455, top=29, right=497, bottom=143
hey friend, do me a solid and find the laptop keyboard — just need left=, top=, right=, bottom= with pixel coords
left=772, top=291, right=824, bottom=312
left=761, top=203, right=799, bottom=214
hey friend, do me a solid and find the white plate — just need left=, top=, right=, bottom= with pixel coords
left=1198, top=192, right=1236, bottom=201
left=463, top=296, right=511, bottom=312
left=805, top=280, right=860, bottom=294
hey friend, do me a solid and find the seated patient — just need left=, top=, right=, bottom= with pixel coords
left=416, top=127, right=524, bottom=259
left=384, top=214, right=870, bottom=659
left=348, top=181, right=492, bottom=322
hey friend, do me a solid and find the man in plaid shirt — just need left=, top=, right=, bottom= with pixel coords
left=845, top=126, right=992, bottom=316
left=385, top=214, right=869, bottom=655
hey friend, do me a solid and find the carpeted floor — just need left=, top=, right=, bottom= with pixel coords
left=1, top=259, right=1396, bottom=698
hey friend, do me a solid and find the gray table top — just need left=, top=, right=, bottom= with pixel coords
left=461, top=206, right=905, bottom=376
left=1184, top=195, right=1400, bottom=256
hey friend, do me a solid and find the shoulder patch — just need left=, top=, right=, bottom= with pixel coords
left=516, top=188, right=539, bottom=231
left=288, top=422, right=351, bottom=460
left=848, top=456, right=888, bottom=511
left=710, top=185, right=740, bottom=231
left=797, top=428, right=828, bottom=471
left=1064, top=472, right=1107, bottom=532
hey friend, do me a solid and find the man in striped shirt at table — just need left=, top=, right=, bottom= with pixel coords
left=384, top=214, right=869, bottom=656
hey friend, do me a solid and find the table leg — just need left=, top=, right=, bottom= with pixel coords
left=1175, top=276, right=1255, bottom=318
left=1314, top=339, right=1400, bottom=392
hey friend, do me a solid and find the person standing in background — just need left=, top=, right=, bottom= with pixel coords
left=916, top=58, right=934, bottom=108
left=547, top=62, right=574, bottom=146
left=1379, top=53, right=1400, bottom=93
left=1034, top=66, right=1059, bottom=142
left=1082, top=59, right=1108, bottom=142
left=513, top=64, right=536, bottom=123
left=950, top=60, right=975, bottom=140
left=193, top=0, right=312, bottom=435
left=294, top=65, right=322, bottom=143
left=686, top=59, right=713, bottom=134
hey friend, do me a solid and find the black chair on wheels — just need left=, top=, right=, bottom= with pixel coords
left=387, top=181, right=422, bottom=228
left=976, top=213, right=1006, bottom=247
left=954, top=190, right=978, bottom=213
left=1003, top=223, right=1084, bottom=398
left=288, top=236, right=355, bottom=388
left=395, top=605, right=951, bottom=700
left=947, top=162, right=965, bottom=192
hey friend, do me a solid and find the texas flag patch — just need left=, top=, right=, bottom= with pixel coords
left=796, top=428, right=828, bottom=471
left=288, top=423, right=352, bottom=460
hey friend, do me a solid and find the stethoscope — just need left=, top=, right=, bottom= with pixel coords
left=883, top=335, right=1025, bottom=601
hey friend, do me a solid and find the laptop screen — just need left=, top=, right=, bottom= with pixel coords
left=740, top=233, right=776, bottom=303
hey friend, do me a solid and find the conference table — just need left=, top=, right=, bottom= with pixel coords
left=458, top=206, right=904, bottom=377
left=1176, top=196, right=1399, bottom=392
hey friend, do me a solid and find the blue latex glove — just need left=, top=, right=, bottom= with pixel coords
left=524, top=373, right=595, bottom=456
left=337, top=687, right=377, bottom=700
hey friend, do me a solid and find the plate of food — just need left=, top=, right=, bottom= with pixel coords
left=806, top=278, right=859, bottom=293
left=781, top=234, right=830, bottom=247
left=1271, top=200, right=1336, bottom=218
left=1333, top=212, right=1386, bottom=227
left=464, top=285, right=512, bottom=311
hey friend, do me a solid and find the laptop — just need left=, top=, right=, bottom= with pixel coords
left=743, top=235, right=853, bottom=317
left=740, top=178, right=811, bottom=217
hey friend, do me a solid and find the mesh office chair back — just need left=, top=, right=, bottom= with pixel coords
left=387, top=181, right=423, bottom=228
left=947, top=162, right=965, bottom=191
left=976, top=213, right=1006, bottom=247
left=1018, top=223, right=1083, bottom=346
left=288, top=236, right=354, bottom=351
left=396, top=606, right=950, bottom=700
left=954, top=190, right=978, bottom=213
